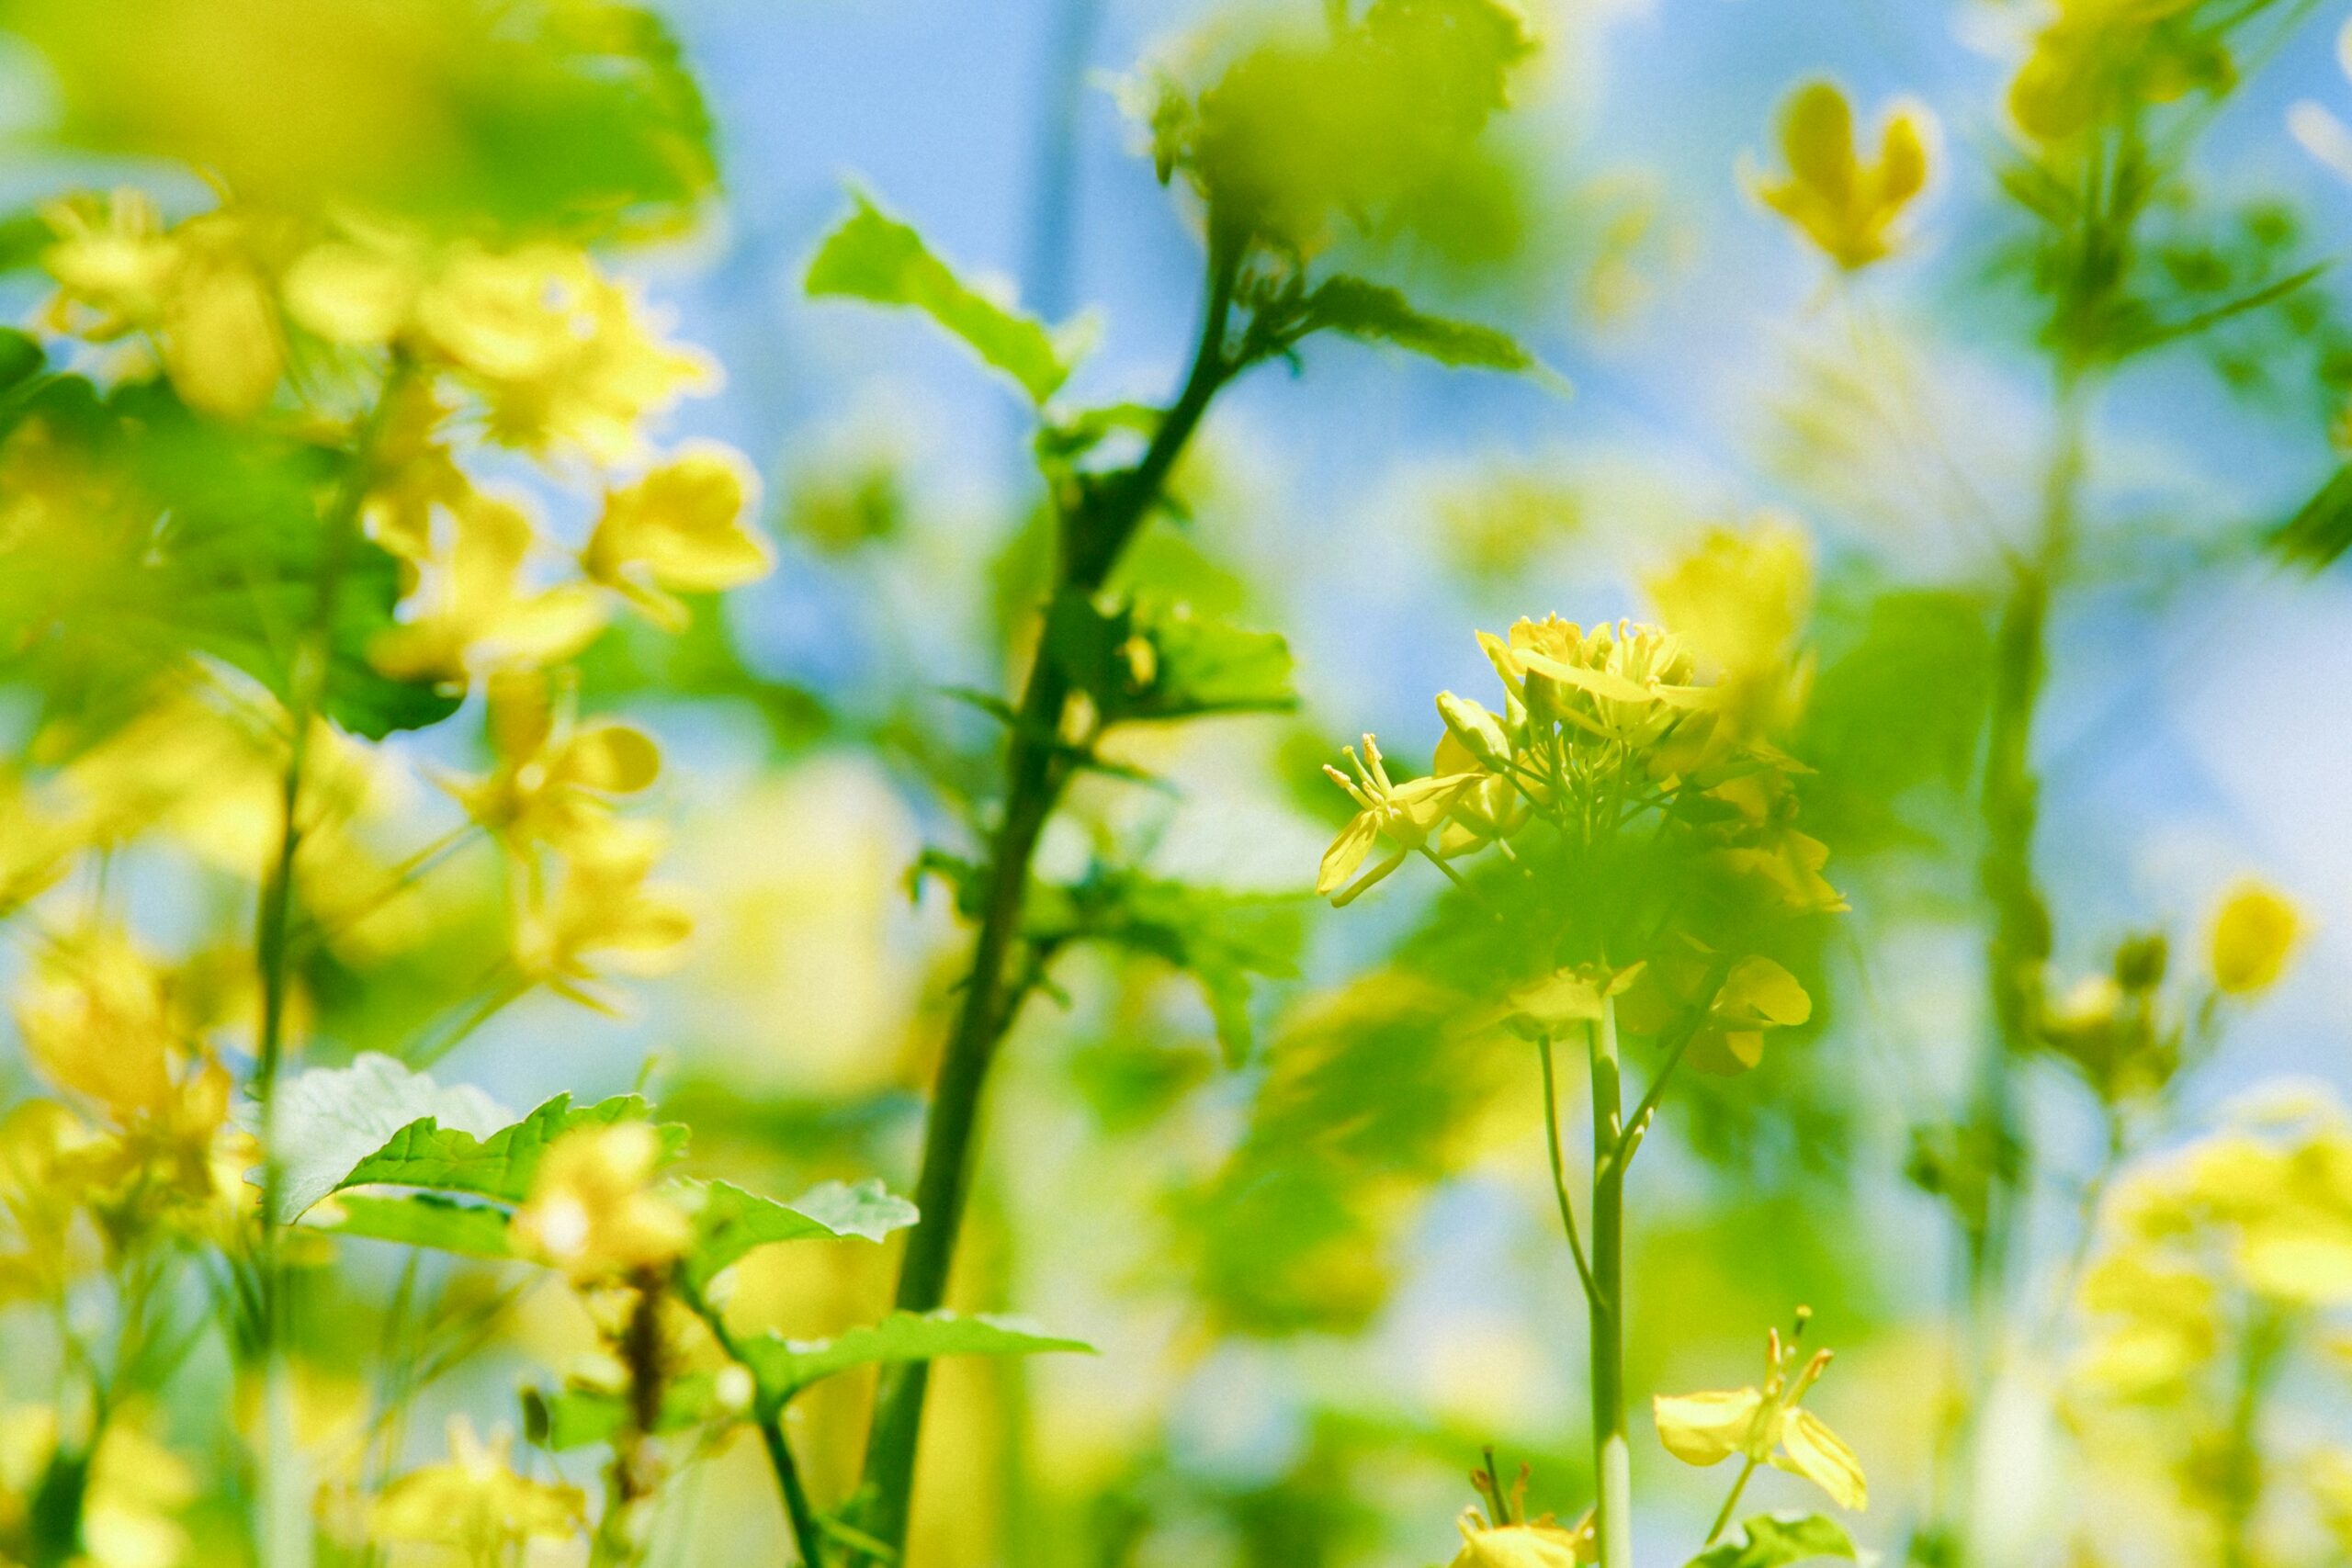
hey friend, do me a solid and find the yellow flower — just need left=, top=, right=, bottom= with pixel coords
left=0, top=1102, right=103, bottom=1303
left=368, top=1416, right=583, bottom=1562
left=40, top=193, right=285, bottom=419
left=1654, top=1313, right=1866, bottom=1511
left=1477, top=617, right=1713, bottom=752
left=447, top=670, right=661, bottom=855
left=1448, top=1506, right=1595, bottom=1568
left=509, top=1122, right=692, bottom=1283
left=416, top=243, right=716, bottom=465
left=15, top=929, right=184, bottom=1120
left=1646, top=519, right=1814, bottom=739
left=1749, top=81, right=1931, bottom=271
left=516, top=823, right=695, bottom=1009
left=2208, top=881, right=2300, bottom=997
left=1316, top=734, right=1484, bottom=906
left=582, top=443, right=774, bottom=629
left=368, top=492, right=607, bottom=688
left=2007, top=0, right=2218, bottom=144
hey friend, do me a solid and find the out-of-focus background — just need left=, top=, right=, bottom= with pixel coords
left=6, top=0, right=2352, bottom=1564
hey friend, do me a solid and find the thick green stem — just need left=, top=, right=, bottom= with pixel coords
left=853, top=239, right=1242, bottom=1560
left=1588, top=998, right=1632, bottom=1568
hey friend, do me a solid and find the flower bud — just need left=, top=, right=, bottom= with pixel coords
left=1436, top=691, right=1512, bottom=771
left=2209, top=882, right=2301, bottom=997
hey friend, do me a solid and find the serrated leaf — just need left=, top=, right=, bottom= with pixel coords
left=526, top=1372, right=730, bottom=1451
left=335, top=1093, right=684, bottom=1206
left=317, top=1192, right=514, bottom=1258
left=735, top=1312, right=1091, bottom=1407
left=808, top=193, right=1075, bottom=403
left=1298, top=276, right=1533, bottom=372
left=679, top=1178, right=918, bottom=1292
left=265, top=1053, right=511, bottom=1223
left=1684, top=1513, right=1858, bottom=1568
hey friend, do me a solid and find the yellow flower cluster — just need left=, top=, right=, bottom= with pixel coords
left=2007, top=0, right=2231, bottom=144
left=0, top=930, right=255, bottom=1290
left=367, top=1416, right=582, bottom=1566
left=2076, top=1093, right=2352, bottom=1403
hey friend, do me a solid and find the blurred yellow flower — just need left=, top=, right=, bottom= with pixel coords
left=15, top=929, right=184, bottom=1120
left=582, top=443, right=774, bottom=628
left=516, top=824, right=694, bottom=1009
left=0, top=1404, right=196, bottom=1568
left=417, top=243, right=716, bottom=465
left=2208, top=881, right=2300, bottom=997
left=368, top=1416, right=583, bottom=1563
left=509, top=1122, right=691, bottom=1283
left=1645, top=519, right=1814, bottom=741
left=369, top=493, right=606, bottom=688
left=1749, top=81, right=1931, bottom=271
left=2007, top=0, right=2222, bottom=144
left=1654, top=1314, right=1866, bottom=1511
left=448, top=669, right=661, bottom=855
left=40, top=194, right=286, bottom=419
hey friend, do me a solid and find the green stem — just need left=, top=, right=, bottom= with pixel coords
left=759, top=1416, right=826, bottom=1568
left=1589, top=998, right=1632, bottom=1568
left=853, top=235, right=1244, bottom=1561
left=1704, top=1456, right=1761, bottom=1549
left=1537, top=1036, right=1597, bottom=1306
left=2218, top=1309, right=2287, bottom=1568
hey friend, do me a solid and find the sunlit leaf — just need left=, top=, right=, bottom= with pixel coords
left=1296, top=276, right=1533, bottom=373
left=734, top=1311, right=1091, bottom=1408
left=335, top=1092, right=684, bottom=1205
left=318, top=1191, right=514, bottom=1258
left=808, top=192, right=1075, bottom=403
left=679, top=1177, right=917, bottom=1292
left=266, top=1052, right=510, bottom=1222
left=1683, top=1512, right=1857, bottom=1568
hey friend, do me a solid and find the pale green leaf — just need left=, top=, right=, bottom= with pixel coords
left=1684, top=1513, right=1858, bottom=1568
left=736, top=1311, right=1091, bottom=1407
left=316, top=1193, right=514, bottom=1259
left=679, top=1178, right=918, bottom=1293
left=808, top=193, right=1075, bottom=402
left=266, top=1053, right=510, bottom=1224
left=335, top=1093, right=684, bottom=1206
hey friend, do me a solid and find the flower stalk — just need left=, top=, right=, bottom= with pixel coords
left=1588, top=996, right=1633, bottom=1568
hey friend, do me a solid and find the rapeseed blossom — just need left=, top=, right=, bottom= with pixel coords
left=1749, top=82, right=1931, bottom=271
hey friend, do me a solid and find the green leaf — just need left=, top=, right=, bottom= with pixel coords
left=1295, top=276, right=1533, bottom=373
left=1684, top=1513, right=1859, bottom=1568
left=266, top=1053, right=511, bottom=1224
left=807, top=193, right=1076, bottom=403
left=336, top=1093, right=684, bottom=1206
left=735, top=1312, right=1091, bottom=1408
left=1031, top=872, right=1304, bottom=1066
left=679, top=1178, right=918, bottom=1292
left=318, top=1193, right=514, bottom=1258
left=2271, top=464, right=2352, bottom=570
left=1045, top=592, right=1295, bottom=727
left=526, top=1372, right=733, bottom=1451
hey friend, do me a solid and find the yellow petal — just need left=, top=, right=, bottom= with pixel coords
left=1772, top=1406, right=1867, bottom=1510
left=1780, top=82, right=1858, bottom=206
left=2209, top=881, right=2301, bottom=996
left=1653, top=1386, right=1767, bottom=1467
left=1317, top=812, right=1383, bottom=896
left=1712, top=956, right=1811, bottom=1028
left=564, top=727, right=662, bottom=794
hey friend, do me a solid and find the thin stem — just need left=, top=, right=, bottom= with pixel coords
left=1537, top=1036, right=1598, bottom=1306
left=1703, top=1456, right=1761, bottom=1548
left=853, top=234, right=1246, bottom=1560
left=1588, top=997, right=1633, bottom=1568
left=759, top=1416, right=826, bottom=1568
